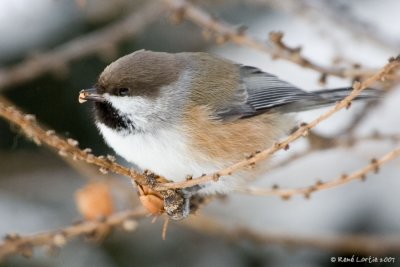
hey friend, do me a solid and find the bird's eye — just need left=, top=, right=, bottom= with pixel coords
left=117, top=88, right=130, bottom=96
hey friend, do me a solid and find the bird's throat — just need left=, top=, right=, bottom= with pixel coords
left=94, top=102, right=133, bottom=132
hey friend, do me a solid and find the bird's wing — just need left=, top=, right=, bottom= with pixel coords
left=216, top=65, right=324, bottom=120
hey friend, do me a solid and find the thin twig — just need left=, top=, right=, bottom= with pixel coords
left=0, top=101, right=150, bottom=185
left=0, top=96, right=138, bottom=203
left=0, top=1, right=165, bottom=91
left=163, top=0, right=377, bottom=79
left=236, top=146, right=400, bottom=198
left=270, top=132, right=400, bottom=170
left=247, top=0, right=400, bottom=51
left=157, top=56, right=400, bottom=190
left=183, top=214, right=400, bottom=256
left=0, top=209, right=146, bottom=261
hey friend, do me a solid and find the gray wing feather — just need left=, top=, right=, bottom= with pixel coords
left=216, top=65, right=378, bottom=120
left=216, top=65, right=325, bottom=120
left=240, top=65, right=324, bottom=111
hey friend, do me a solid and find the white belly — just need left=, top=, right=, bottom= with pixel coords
left=97, top=123, right=240, bottom=194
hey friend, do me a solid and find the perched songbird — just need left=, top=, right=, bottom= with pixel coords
left=80, top=50, right=377, bottom=196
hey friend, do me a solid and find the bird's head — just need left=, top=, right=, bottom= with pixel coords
left=79, top=50, right=190, bottom=133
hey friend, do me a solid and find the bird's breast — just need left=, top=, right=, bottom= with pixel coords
left=96, top=123, right=221, bottom=183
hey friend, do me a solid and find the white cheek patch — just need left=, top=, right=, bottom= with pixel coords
left=107, top=95, right=149, bottom=114
left=107, top=95, right=154, bottom=129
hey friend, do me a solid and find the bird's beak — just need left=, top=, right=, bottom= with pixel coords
left=78, top=88, right=106, bottom=103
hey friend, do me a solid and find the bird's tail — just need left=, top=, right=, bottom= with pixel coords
left=314, top=87, right=380, bottom=102
left=278, top=87, right=380, bottom=113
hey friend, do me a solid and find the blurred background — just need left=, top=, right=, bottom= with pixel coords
left=0, top=0, right=399, bottom=266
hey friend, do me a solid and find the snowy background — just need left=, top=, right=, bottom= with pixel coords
left=0, top=0, right=399, bottom=266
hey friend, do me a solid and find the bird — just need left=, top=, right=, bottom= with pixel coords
left=79, top=50, right=378, bottom=198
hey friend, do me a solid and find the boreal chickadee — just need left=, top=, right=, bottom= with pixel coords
left=79, top=50, right=378, bottom=196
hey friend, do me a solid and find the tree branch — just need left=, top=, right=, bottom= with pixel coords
left=0, top=1, right=165, bottom=92
left=0, top=209, right=147, bottom=262
left=162, top=0, right=377, bottom=79
left=247, top=0, right=400, bottom=52
left=0, top=101, right=150, bottom=185
left=270, top=132, right=400, bottom=170
left=236, top=146, right=400, bottom=198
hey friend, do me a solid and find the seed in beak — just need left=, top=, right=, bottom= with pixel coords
left=78, top=90, right=88, bottom=103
